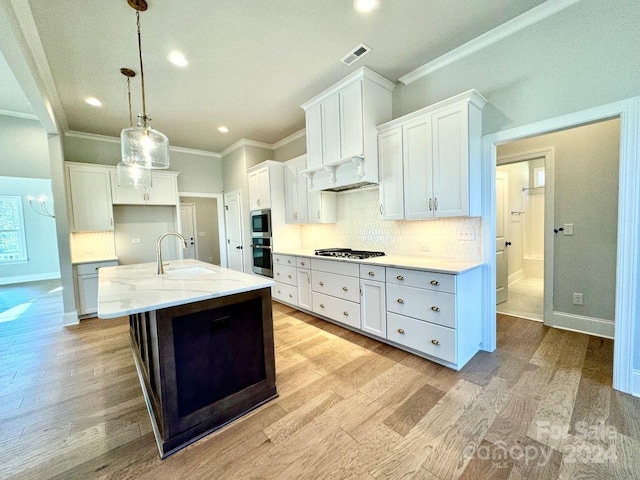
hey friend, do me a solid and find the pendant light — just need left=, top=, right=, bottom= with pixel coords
left=117, top=67, right=152, bottom=188
left=121, top=0, right=170, bottom=169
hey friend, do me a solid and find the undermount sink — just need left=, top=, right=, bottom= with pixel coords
left=164, top=266, right=216, bottom=278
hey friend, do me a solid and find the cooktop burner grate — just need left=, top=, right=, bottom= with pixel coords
left=314, top=248, right=385, bottom=260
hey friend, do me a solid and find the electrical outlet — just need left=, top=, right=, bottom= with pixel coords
left=419, top=244, right=430, bottom=252
left=572, top=293, right=583, bottom=305
left=198, top=232, right=206, bottom=237
left=564, top=224, right=574, bottom=236
left=131, top=238, right=141, bottom=244
left=457, top=227, right=476, bottom=241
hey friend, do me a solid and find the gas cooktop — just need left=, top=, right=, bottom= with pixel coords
left=314, top=248, right=385, bottom=260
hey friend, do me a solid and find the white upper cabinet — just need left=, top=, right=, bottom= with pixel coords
left=301, top=67, right=394, bottom=192
left=307, top=190, right=337, bottom=224
left=248, top=166, right=271, bottom=210
left=377, top=90, right=486, bottom=220
left=378, top=126, right=404, bottom=221
left=110, top=170, right=179, bottom=206
left=283, top=154, right=336, bottom=224
left=66, top=163, right=114, bottom=232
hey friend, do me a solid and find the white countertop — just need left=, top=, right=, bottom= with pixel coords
left=72, top=256, right=119, bottom=265
left=274, top=249, right=484, bottom=274
left=97, top=259, right=274, bottom=319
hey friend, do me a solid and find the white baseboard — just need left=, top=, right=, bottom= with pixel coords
left=633, top=370, right=640, bottom=398
left=548, top=311, right=614, bottom=338
left=508, top=269, right=524, bottom=286
left=0, top=272, right=60, bottom=286
left=63, top=310, right=79, bottom=326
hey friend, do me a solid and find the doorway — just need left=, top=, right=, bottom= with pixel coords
left=179, top=203, right=198, bottom=260
left=178, top=193, right=226, bottom=267
left=224, top=190, right=244, bottom=272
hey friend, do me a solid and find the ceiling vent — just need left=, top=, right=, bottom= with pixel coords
left=341, top=43, right=371, bottom=66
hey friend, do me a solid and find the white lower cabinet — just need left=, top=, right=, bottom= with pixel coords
left=74, top=260, right=118, bottom=316
left=297, top=269, right=312, bottom=311
left=360, top=278, right=386, bottom=338
left=274, top=282, right=297, bottom=305
left=312, top=291, right=360, bottom=329
left=387, top=313, right=456, bottom=364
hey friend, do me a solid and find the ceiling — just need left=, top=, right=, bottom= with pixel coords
left=12, top=0, right=546, bottom=153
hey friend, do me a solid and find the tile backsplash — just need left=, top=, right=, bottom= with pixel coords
left=300, top=187, right=482, bottom=261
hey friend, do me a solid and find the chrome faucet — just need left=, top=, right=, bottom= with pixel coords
left=156, top=232, right=188, bottom=274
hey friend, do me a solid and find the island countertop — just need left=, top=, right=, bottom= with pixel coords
left=97, top=259, right=274, bottom=319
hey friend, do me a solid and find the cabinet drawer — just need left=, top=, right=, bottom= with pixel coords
left=273, top=254, right=296, bottom=267
left=359, top=264, right=385, bottom=280
left=386, top=284, right=456, bottom=328
left=311, top=270, right=360, bottom=302
left=387, top=313, right=456, bottom=363
left=297, top=257, right=311, bottom=269
left=76, top=260, right=118, bottom=276
left=311, top=258, right=359, bottom=277
left=386, top=267, right=455, bottom=293
left=274, top=264, right=297, bottom=286
left=312, top=292, right=360, bottom=329
left=273, top=282, right=298, bottom=305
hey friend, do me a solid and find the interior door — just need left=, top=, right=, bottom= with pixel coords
left=224, top=190, right=244, bottom=272
left=179, top=203, right=197, bottom=260
left=496, top=171, right=509, bottom=304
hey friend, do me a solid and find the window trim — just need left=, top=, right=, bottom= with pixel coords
left=0, top=195, right=28, bottom=264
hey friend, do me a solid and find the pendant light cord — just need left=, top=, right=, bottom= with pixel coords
left=136, top=10, right=147, bottom=119
left=126, top=76, right=133, bottom=127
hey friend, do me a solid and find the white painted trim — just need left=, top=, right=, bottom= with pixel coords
left=398, top=0, right=584, bottom=85
left=63, top=310, right=79, bottom=326
left=548, top=311, right=615, bottom=339
left=178, top=192, right=227, bottom=268
left=65, top=130, right=221, bottom=158
left=0, top=109, right=38, bottom=120
left=632, top=370, right=640, bottom=397
left=482, top=96, right=640, bottom=395
left=0, top=271, right=60, bottom=286
left=507, top=270, right=523, bottom=286
left=272, top=129, right=306, bottom=150
left=220, top=138, right=274, bottom=157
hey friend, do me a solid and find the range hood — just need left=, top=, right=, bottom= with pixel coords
left=301, top=155, right=378, bottom=192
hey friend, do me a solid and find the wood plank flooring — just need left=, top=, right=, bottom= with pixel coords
left=1, top=280, right=639, bottom=479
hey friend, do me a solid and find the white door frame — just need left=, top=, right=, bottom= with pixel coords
left=480, top=96, right=640, bottom=396
left=223, top=189, right=245, bottom=272
left=497, top=147, right=555, bottom=324
left=179, top=202, right=199, bottom=260
left=178, top=192, right=227, bottom=268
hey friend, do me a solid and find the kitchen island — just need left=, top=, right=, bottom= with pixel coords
left=98, top=259, right=276, bottom=458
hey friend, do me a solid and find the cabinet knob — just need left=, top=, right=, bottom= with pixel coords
left=368, top=271, right=375, bottom=276
left=320, top=304, right=325, bottom=308
left=288, top=275, right=292, bottom=279
left=342, top=286, right=348, bottom=291
left=431, top=306, right=440, bottom=312
left=289, top=294, right=293, bottom=298
left=277, top=290, right=281, bottom=294
left=276, top=258, right=280, bottom=262
left=287, top=260, right=291, bottom=264
left=319, top=281, right=324, bottom=286
left=397, top=298, right=405, bottom=304
left=301, top=261, right=305, bottom=266
left=431, top=339, right=441, bottom=346
left=343, top=311, right=349, bottom=316
left=430, top=280, right=440, bottom=286
left=397, top=328, right=405, bottom=335
left=277, top=272, right=281, bottom=276
left=396, top=275, right=404, bottom=281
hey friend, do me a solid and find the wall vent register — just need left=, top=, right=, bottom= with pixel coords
left=314, top=248, right=385, bottom=260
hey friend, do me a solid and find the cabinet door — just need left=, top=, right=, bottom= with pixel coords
left=297, top=269, right=312, bottom=310
left=403, top=116, right=434, bottom=220
left=78, top=274, right=98, bottom=314
left=321, top=93, right=341, bottom=164
left=431, top=104, right=469, bottom=217
left=284, top=161, right=298, bottom=223
left=295, top=157, right=309, bottom=223
left=307, top=191, right=337, bottom=224
left=360, top=279, right=386, bottom=338
left=68, top=166, right=114, bottom=231
left=378, top=127, right=404, bottom=220
left=340, top=80, right=364, bottom=159
left=258, top=169, right=271, bottom=209
left=147, top=173, right=178, bottom=205
left=305, top=104, right=323, bottom=170
left=110, top=170, right=146, bottom=205
left=248, top=170, right=261, bottom=210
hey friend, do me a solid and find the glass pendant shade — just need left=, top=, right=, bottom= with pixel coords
left=117, top=161, right=152, bottom=188
left=121, top=116, right=170, bottom=169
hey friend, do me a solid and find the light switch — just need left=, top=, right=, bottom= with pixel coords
left=563, top=224, right=574, bottom=236
left=132, top=238, right=141, bottom=243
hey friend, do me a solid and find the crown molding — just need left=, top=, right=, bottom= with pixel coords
left=0, top=109, right=39, bottom=121
left=272, top=128, right=306, bottom=150
left=65, top=130, right=221, bottom=158
left=398, top=0, right=584, bottom=85
left=220, top=138, right=274, bottom=157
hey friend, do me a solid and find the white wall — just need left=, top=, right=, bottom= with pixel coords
left=0, top=116, right=50, bottom=178
left=0, top=177, right=60, bottom=284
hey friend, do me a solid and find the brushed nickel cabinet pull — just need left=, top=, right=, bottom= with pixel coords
left=287, top=259, right=292, bottom=264
left=431, top=306, right=440, bottom=312
left=397, top=298, right=405, bottom=304
left=396, top=275, right=404, bottom=281
left=277, top=290, right=281, bottom=294
left=430, top=280, right=439, bottom=286
left=431, top=339, right=440, bottom=346
left=289, top=294, right=293, bottom=298
left=428, top=198, right=432, bottom=211
left=320, top=304, right=325, bottom=308
left=300, top=261, right=305, bottom=266
left=276, top=272, right=281, bottom=276
left=397, top=328, right=405, bottom=334
left=288, top=275, right=292, bottom=279
left=343, top=311, right=349, bottom=316
left=380, top=204, right=383, bottom=214
left=319, top=281, right=324, bottom=286
left=342, top=286, right=348, bottom=291
left=368, top=271, right=375, bottom=276
left=434, top=197, right=438, bottom=211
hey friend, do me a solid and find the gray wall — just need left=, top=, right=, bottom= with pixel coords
left=0, top=116, right=50, bottom=177
left=274, top=134, right=306, bottom=162
left=393, top=0, right=640, bottom=136
left=63, top=135, right=223, bottom=194
left=181, top=196, right=220, bottom=265
left=498, top=118, right=620, bottom=321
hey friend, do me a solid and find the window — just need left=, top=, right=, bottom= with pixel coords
left=533, top=167, right=546, bottom=188
left=0, top=196, right=28, bottom=263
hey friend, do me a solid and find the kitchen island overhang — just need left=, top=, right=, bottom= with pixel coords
left=98, top=259, right=277, bottom=458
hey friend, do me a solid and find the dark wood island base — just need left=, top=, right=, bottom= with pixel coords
left=128, top=287, right=277, bottom=458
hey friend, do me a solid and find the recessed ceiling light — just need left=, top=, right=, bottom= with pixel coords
left=218, top=126, right=229, bottom=133
left=354, top=0, right=378, bottom=12
left=168, top=51, right=188, bottom=67
left=85, top=97, right=102, bottom=107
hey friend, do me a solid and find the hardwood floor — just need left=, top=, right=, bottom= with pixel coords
left=1, top=280, right=639, bottom=479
